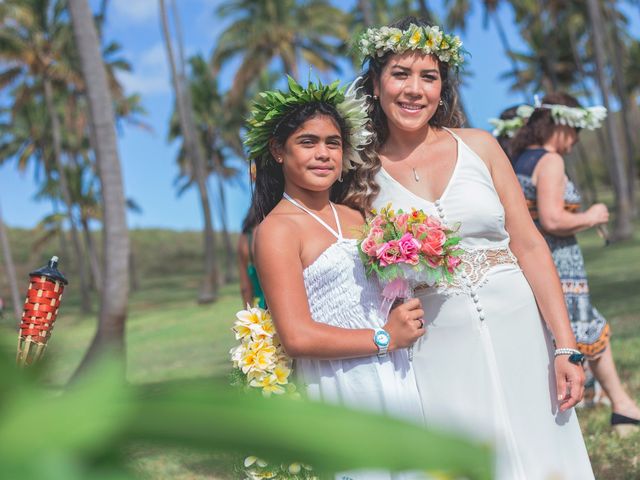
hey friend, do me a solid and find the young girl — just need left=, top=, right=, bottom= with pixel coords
left=247, top=78, right=425, bottom=479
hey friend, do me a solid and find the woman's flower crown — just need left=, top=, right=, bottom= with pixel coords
left=244, top=76, right=373, bottom=171
left=489, top=97, right=607, bottom=137
left=357, top=24, right=465, bottom=67
left=488, top=116, right=525, bottom=138
left=517, top=96, right=607, bottom=130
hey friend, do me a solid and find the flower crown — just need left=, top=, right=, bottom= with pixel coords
left=245, top=76, right=372, bottom=171
left=488, top=116, right=525, bottom=138
left=489, top=97, right=607, bottom=138
left=517, top=97, right=607, bottom=130
left=357, top=24, right=465, bottom=67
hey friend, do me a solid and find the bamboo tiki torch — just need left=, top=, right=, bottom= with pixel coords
left=16, top=256, right=68, bottom=367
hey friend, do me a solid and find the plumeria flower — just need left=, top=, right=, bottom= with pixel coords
left=250, top=373, right=286, bottom=395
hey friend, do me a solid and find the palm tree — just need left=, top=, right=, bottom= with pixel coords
left=169, top=55, right=242, bottom=284
left=0, top=0, right=94, bottom=312
left=68, top=0, right=130, bottom=375
left=159, top=0, right=219, bottom=303
left=0, top=199, right=22, bottom=324
left=211, top=0, right=348, bottom=110
left=445, top=0, right=529, bottom=102
left=585, top=0, right=633, bottom=239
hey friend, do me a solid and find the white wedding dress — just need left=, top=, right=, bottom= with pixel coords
left=372, top=129, right=594, bottom=480
left=284, top=194, right=425, bottom=480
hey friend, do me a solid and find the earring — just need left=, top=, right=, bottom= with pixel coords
left=338, top=171, right=344, bottom=183
left=277, top=157, right=283, bottom=163
left=373, top=95, right=379, bottom=101
left=438, top=99, right=444, bottom=106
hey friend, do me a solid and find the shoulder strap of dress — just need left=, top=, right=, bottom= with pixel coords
left=441, top=126, right=461, bottom=141
left=283, top=192, right=342, bottom=239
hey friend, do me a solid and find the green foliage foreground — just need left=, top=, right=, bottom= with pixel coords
left=0, top=351, right=493, bottom=480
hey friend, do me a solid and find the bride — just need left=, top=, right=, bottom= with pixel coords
left=341, top=17, right=595, bottom=480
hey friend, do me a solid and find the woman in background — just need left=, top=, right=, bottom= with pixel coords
left=510, top=92, right=640, bottom=436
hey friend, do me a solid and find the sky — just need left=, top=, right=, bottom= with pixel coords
left=0, top=0, right=548, bottom=232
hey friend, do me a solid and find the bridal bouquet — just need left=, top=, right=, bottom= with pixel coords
left=230, top=306, right=316, bottom=479
left=358, top=204, right=463, bottom=315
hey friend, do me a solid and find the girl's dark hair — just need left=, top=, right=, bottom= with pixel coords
left=509, top=92, right=582, bottom=161
left=341, top=16, right=465, bottom=214
left=496, top=105, right=520, bottom=164
left=241, top=201, right=259, bottom=234
left=251, top=101, right=350, bottom=222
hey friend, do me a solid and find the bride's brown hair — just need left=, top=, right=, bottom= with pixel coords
left=336, top=16, right=465, bottom=214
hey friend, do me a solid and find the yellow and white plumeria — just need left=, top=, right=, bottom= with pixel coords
left=230, top=305, right=293, bottom=396
left=358, top=23, right=465, bottom=67
left=231, top=306, right=315, bottom=479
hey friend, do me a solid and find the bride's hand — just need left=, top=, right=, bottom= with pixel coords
left=384, top=298, right=425, bottom=351
left=555, top=356, right=586, bottom=412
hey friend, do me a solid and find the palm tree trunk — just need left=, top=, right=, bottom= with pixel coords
left=0, top=201, right=22, bottom=324
left=567, top=26, right=611, bottom=167
left=81, top=216, right=102, bottom=292
left=160, top=0, right=218, bottom=303
left=213, top=165, right=235, bottom=283
left=574, top=142, right=599, bottom=205
left=585, top=0, right=633, bottom=240
left=416, top=0, right=433, bottom=22
left=43, top=77, right=92, bottom=314
left=608, top=23, right=637, bottom=213
left=68, top=0, right=130, bottom=378
left=358, top=0, right=374, bottom=26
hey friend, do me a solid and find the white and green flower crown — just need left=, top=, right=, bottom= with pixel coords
left=517, top=97, right=607, bottom=130
left=489, top=116, right=525, bottom=138
left=490, top=97, right=607, bottom=137
left=245, top=76, right=372, bottom=171
left=357, top=24, right=465, bottom=67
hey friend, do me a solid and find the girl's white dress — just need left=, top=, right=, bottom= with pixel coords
left=284, top=193, right=425, bottom=480
left=372, top=129, right=594, bottom=480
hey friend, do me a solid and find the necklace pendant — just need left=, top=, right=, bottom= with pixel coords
left=412, top=167, right=420, bottom=182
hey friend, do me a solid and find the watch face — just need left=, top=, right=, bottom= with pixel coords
left=569, top=353, right=585, bottom=365
left=375, top=332, right=390, bottom=346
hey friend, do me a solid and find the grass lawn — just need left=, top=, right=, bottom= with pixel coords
left=1, top=226, right=638, bottom=478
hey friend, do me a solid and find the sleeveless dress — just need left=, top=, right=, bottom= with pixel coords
left=513, top=148, right=610, bottom=358
left=283, top=194, right=425, bottom=480
left=372, top=130, right=594, bottom=480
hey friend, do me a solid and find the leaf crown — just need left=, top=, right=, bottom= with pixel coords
left=357, top=24, right=466, bottom=67
left=244, top=76, right=373, bottom=171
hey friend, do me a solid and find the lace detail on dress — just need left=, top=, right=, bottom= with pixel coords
left=415, top=247, right=520, bottom=296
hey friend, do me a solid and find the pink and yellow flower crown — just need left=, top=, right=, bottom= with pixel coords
left=357, top=24, right=465, bottom=67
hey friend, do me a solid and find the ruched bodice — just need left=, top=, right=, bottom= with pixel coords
left=303, top=239, right=386, bottom=330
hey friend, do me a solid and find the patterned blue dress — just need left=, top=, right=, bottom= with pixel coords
left=514, top=148, right=609, bottom=358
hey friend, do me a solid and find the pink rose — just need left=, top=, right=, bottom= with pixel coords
left=398, top=233, right=421, bottom=265
left=394, top=213, right=410, bottom=231
left=446, top=255, right=462, bottom=273
left=425, top=217, right=443, bottom=229
left=371, top=215, right=385, bottom=227
left=376, top=240, right=402, bottom=267
left=421, top=229, right=446, bottom=256
left=370, top=226, right=384, bottom=242
left=412, top=223, right=429, bottom=240
left=360, top=236, right=379, bottom=256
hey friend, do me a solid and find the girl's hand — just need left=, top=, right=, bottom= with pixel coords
left=384, top=298, right=425, bottom=351
left=555, top=356, right=586, bottom=412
